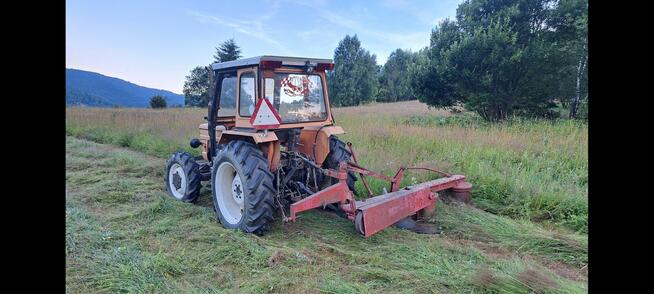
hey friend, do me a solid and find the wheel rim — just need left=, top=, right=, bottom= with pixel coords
left=215, top=162, right=244, bottom=225
left=168, top=163, right=186, bottom=199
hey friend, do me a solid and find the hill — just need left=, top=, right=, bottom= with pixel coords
left=66, top=68, right=185, bottom=107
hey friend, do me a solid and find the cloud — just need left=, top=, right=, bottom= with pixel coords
left=187, top=9, right=287, bottom=51
left=296, top=2, right=429, bottom=53
left=381, top=0, right=458, bottom=27
left=296, top=28, right=324, bottom=40
left=380, top=0, right=409, bottom=9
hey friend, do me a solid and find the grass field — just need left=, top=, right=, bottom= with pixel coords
left=66, top=101, right=588, bottom=232
left=66, top=101, right=588, bottom=292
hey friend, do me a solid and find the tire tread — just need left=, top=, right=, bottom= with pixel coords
left=164, top=152, right=201, bottom=203
left=212, top=140, right=275, bottom=235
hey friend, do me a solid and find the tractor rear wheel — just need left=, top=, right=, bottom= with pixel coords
left=164, top=152, right=201, bottom=203
left=211, top=140, right=275, bottom=236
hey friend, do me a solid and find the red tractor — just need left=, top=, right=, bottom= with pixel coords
left=164, top=56, right=472, bottom=236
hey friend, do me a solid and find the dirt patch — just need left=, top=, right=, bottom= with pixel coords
left=450, top=235, right=587, bottom=285
left=481, top=244, right=512, bottom=260
left=540, top=259, right=587, bottom=282
left=278, top=221, right=313, bottom=237
left=268, top=250, right=286, bottom=267
left=517, top=268, right=558, bottom=292
left=519, top=254, right=587, bottom=283
left=551, top=231, right=584, bottom=250
left=471, top=267, right=497, bottom=287
left=445, top=236, right=513, bottom=260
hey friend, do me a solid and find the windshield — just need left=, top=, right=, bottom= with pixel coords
left=264, top=73, right=327, bottom=123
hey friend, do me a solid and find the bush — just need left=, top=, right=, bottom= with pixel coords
left=149, top=95, right=167, bottom=109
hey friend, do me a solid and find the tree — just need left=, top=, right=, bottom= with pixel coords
left=379, top=49, right=417, bottom=102
left=329, top=35, right=379, bottom=107
left=411, top=0, right=574, bottom=121
left=183, top=66, right=213, bottom=107
left=549, top=0, right=588, bottom=118
left=183, top=39, right=241, bottom=107
left=410, top=20, right=464, bottom=110
left=149, top=95, right=167, bottom=108
left=214, top=38, right=242, bottom=63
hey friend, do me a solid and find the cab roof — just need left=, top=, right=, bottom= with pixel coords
left=211, top=55, right=333, bottom=71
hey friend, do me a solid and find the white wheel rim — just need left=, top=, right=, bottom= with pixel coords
left=168, top=163, right=186, bottom=199
left=215, top=162, right=244, bottom=225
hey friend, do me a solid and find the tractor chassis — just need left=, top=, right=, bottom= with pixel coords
left=194, top=156, right=212, bottom=181
left=197, top=143, right=470, bottom=237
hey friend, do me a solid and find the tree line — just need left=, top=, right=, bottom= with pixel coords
left=182, top=0, right=587, bottom=121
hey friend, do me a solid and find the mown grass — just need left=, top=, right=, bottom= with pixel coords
left=66, top=136, right=587, bottom=293
left=67, top=101, right=587, bottom=233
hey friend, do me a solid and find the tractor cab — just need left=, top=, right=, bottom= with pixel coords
left=212, top=56, right=334, bottom=127
left=198, top=56, right=344, bottom=168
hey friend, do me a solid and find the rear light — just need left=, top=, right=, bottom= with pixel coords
left=316, top=63, right=335, bottom=71
left=260, top=60, right=282, bottom=70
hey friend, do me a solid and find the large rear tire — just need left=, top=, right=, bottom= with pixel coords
left=211, top=140, right=275, bottom=236
left=164, top=152, right=201, bottom=203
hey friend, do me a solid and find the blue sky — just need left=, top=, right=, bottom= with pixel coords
left=66, top=0, right=463, bottom=93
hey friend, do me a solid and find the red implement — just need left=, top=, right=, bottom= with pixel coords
left=354, top=175, right=466, bottom=237
left=287, top=159, right=470, bottom=237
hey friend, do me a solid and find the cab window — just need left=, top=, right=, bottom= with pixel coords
left=264, top=73, right=327, bottom=123
left=239, top=72, right=256, bottom=116
left=218, top=75, right=237, bottom=117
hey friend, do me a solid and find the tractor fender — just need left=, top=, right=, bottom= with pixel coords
left=218, top=129, right=279, bottom=145
left=320, top=125, right=346, bottom=138
left=298, top=125, right=345, bottom=166
left=199, top=123, right=278, bottom=161
left=219, top=130, right=280, bottom=171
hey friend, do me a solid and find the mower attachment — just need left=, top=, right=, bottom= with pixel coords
left=354, top=174, right=466, bottom=237
left=287, top=159, right=470, bottom=237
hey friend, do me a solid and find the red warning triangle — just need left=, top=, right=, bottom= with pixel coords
left=249, top=97, right=282, bottom=130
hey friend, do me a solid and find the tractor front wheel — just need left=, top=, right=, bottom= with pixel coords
left=164, top=152, right=201, bottom=203
left=211, top=140, right=275, bottom=236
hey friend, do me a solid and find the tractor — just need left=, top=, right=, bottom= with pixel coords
left=164, top=56, right=472, bottom=236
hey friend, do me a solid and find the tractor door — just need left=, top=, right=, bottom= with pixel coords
left=206, top=71, right=237, bottom=160
left=216, top=72, right=237, bottom=120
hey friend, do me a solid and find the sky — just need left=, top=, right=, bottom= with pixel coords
left=66, top=0, right=463, bottom=93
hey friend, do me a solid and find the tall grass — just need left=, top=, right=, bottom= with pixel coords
left=66, top=101, right=588, bottom=232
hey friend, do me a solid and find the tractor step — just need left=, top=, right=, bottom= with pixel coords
left=197, top=160, right=211, bottom=181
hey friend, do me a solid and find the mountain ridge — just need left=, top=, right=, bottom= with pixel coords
left=66, top=68, right=185, bottom=107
